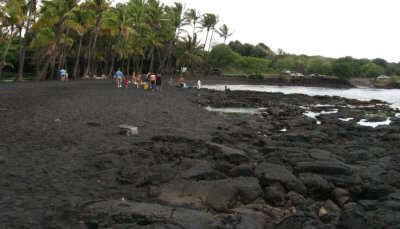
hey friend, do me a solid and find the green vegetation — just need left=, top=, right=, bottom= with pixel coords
left=1, top=0, right=399, bottom=81
left=208, top=41, right=400, bottom=79
left=0, top=0, right=231, bottom=80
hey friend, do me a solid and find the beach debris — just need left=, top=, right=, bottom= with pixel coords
left=119, top=125, right=139, bottom=136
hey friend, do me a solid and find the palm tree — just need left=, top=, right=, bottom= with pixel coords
left=144, top=0, right=165, bottom=72
left=0, top=0, right=25, bottom=79
left=16, top=0, right=38, bottom=82
left=84, top=0, right=109, bottom=76
left=207, top=15, right=219, bottom=51
left=126, top=0, right=147, bottom=72
left=69, top=6, right=89, bottom=79
left=176, top=34, right=204, bottom=72
left=32, top=0, right=78, bottom=80
left=184, top=8, right=200, bottom=39
left=201, top=13, right=217, bottom=51
left=216, top=24, right=232, bottom=44
left=169, top=2, right=184, bottom=39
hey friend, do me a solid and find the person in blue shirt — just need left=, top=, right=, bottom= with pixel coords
left=59, top=69, right=67, bottom=81
left=114, top=69, right=124, bottom=88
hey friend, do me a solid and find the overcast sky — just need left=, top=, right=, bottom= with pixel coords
left=119, top=0, right=400, bottom=62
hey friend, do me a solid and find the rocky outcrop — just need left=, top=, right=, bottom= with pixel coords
left=77, top=90, right=400, bottom=229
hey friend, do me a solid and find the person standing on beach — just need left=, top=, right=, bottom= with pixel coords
left=114, top=69, right=124, bottom=88
left=150, top=73, right=157, bottom=90
left=156, top=74, right=162, bottom=91
left=178, top=74, right=185, bottom=88
left=136, top=73, right=142, bottom=88
left=59, top=69, right=67, bottom=81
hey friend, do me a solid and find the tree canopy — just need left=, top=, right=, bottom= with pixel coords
left=0, top=0, right=226, bottom=80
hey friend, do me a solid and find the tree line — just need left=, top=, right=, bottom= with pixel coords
left=209, top=41, right=400, bottom=78
left=0, top=0, right=233, bottom=81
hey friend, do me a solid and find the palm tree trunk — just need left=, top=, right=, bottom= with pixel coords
left=149, top=47, right=155, bottom=72
left=17, top=25, right=27, bottom=82
left=89, top=23, right=101, bottom=75
left=38, top=29, right=63, bottom=80
left=108, top=53, right=116, bottom=77
left=127, top=57, right=131, bottom=75
left=203, top=29, right=210, bottom=51
left=73, top=36, right=83, bottom=79
left=208, top=29, right=215, bottom=52
left=38, top=60, right=48, bottom=80
left=84, top=32, right=95, bottom=76
left=192, top=22, right=196, bottom=39
left=139, top=56, right=144, bottom=73
left=50, top=55, right=57, bottom=80
left=18, top=2, right=36, bottom=81
left=0, top=26, right=16, bottom=79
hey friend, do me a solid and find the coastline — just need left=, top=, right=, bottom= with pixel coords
left=1, top=80, right=399, bottom=228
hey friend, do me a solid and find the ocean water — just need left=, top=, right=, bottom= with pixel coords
left=204, top=84, right=400, bottom=109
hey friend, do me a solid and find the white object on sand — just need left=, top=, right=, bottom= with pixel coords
left=119, top=125, right=139, bottom=136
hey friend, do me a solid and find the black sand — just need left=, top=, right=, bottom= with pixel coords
left=1, top=79, right=399, bottom=228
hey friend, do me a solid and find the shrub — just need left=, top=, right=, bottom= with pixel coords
left=208, top=44, right=240, bottom=68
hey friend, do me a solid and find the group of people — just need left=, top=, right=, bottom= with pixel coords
left=114, top=69, right=162, bottom=90
left=58, top=67, right=202, bottom=90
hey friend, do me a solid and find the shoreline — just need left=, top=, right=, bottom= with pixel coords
left=1, top=80, right=400, bottom=228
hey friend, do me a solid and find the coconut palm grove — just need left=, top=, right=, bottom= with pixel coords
left=0, top=0, right=232, bottom=81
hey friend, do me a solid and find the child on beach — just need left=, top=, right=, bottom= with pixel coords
left=178, top=75, right=185, bottom=88
left=124, top=76, right=129, bottom=88
left=136, top=73, right=142, bottom=88
left=114, top=69, right=124, bottom=88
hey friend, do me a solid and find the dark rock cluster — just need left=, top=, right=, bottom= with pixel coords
left=81, top=90, right=400, bottom=229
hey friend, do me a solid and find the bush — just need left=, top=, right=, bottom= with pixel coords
left=236, top=56, right=270, bottom=74
left=360, top=63, right=385, bottom=78
left=208, top=44, right=240, bottom=68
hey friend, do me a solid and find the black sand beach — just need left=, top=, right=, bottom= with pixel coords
left=1, top=79, right=400, bottom=228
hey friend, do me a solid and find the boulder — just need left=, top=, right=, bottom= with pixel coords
left=264, top=183, right=286, bottom=206
left=82, top=200, right=215, bottom=229
left=208, top=142, right=250, bottom=164
left=286, top=191, right=306, bottom=206
left=332, top=188, right=350, bottom=207
left=229, top=164, right=255, bottom=177
left=157, top=177, right=262, bottom=212
left=178, top=159, right=225, bottom=180
left=255, top=162, right=306, bottom=194
left=319, top=200, right=342, bottom=224
left=295, top=161, right=354, bottom=176
left=339, top=203, right=367, bottom=229
left=299, top=173, right=332, bottom=197
left=118, top=163, right=177, bottom=186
